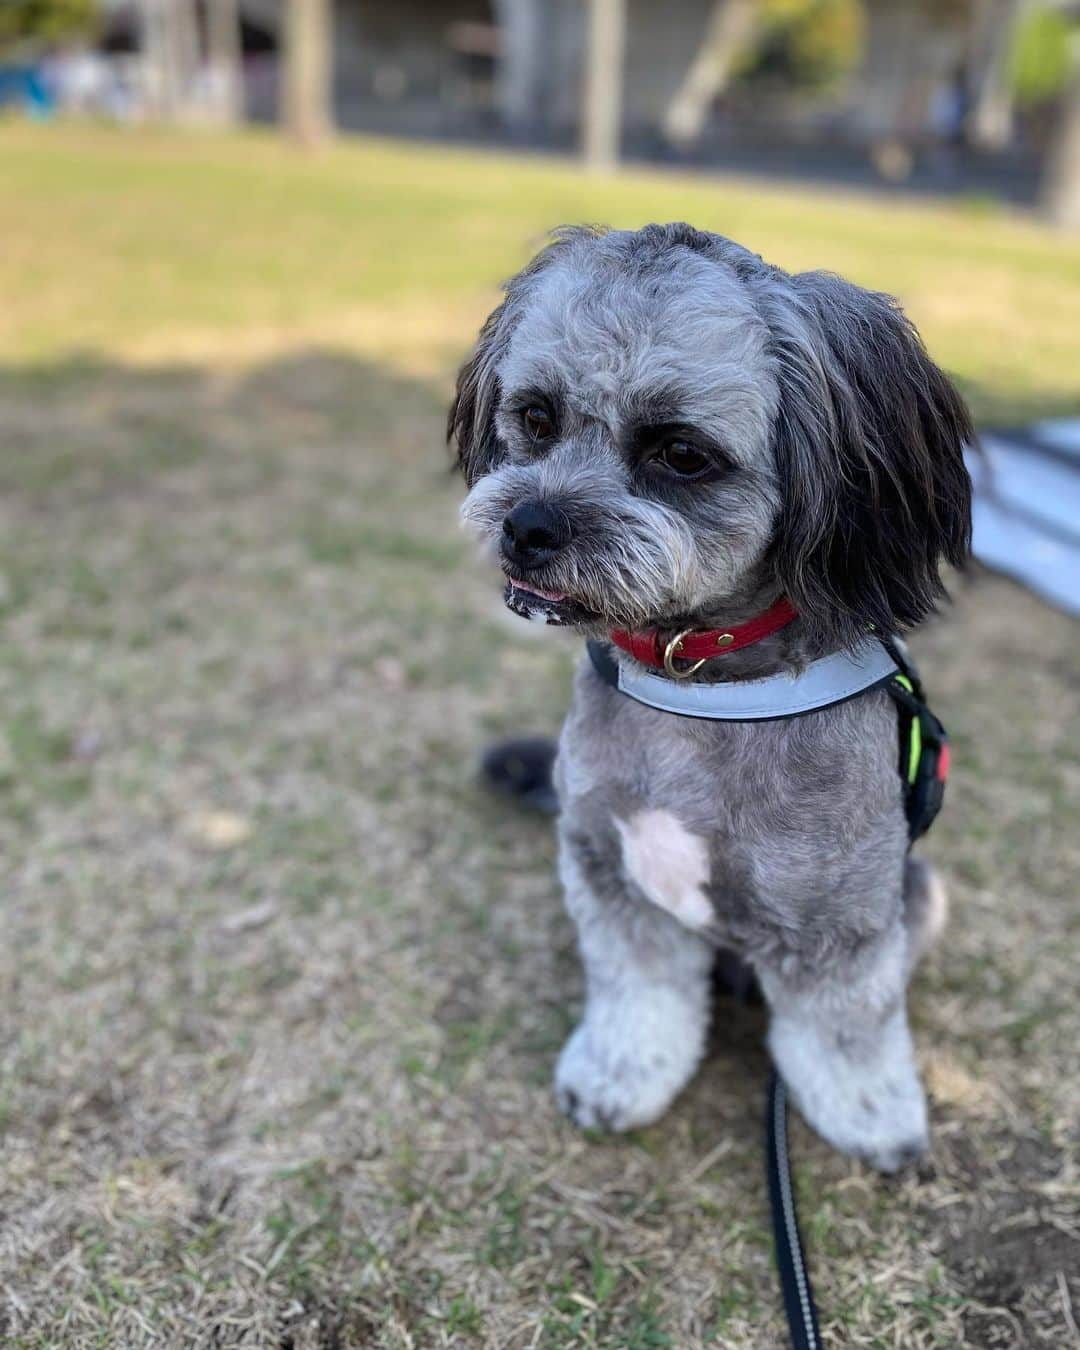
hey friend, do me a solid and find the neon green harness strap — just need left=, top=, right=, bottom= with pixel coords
left=893, top=675, right=921, bottom=784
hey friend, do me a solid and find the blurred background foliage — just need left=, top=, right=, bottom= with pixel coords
left=738, top=0, right=864, bottom=91
left=0, top=0, right=97, bottom=48
left=1011, top=4, right=1072, bottom=104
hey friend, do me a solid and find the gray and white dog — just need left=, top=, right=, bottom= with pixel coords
left=451, top=223, right=971, bottom=1171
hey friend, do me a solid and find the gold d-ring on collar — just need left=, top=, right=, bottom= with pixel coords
left=663, top=629, right=708, bottom=680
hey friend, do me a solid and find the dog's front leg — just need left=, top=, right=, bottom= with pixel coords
left=759, top=921, right=929, bottom=1172
left=554, top=835, right=713, bottom=1132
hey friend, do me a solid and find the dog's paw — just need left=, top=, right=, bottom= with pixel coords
left=842, top=1088, right=929, bottom=1174
left=554, top=1024, right=690, bottom=1132
left=794, top=1075, right=929, bottom=1172
left=777, top=1044, right=929, bottom=1172
left=769, top=1008, right=931, bottom=1172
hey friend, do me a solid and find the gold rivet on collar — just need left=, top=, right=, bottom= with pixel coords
left=716, top=633, right=735, bottom=647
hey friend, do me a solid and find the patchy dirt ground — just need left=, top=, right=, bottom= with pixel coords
left=0, top=350, right=1075, bottom=1350
left=0, top=126, right=1077, bottom=1348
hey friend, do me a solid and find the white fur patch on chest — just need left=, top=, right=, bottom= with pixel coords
left=614, top=809, right=713, bottom=931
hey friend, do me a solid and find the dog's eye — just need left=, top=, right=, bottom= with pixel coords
left=656, top=439, right=710, bottom=477
left=522, top=406, right=555, bottom=442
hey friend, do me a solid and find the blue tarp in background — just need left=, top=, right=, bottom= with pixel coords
left=0, top=66, right=54, bottom=117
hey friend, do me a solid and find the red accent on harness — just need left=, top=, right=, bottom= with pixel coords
left=936, top=742, right=951, bottom=782
left=609, top=597, right=798, bottom=671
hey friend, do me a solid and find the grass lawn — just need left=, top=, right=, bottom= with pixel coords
left=0, top=123, right=1077, bottom=1348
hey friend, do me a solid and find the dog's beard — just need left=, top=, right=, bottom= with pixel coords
left=461, top=469, right=715, bottom=632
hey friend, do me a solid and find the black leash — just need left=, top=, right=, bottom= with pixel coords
left=766, top=1070, right=822, bottom=1350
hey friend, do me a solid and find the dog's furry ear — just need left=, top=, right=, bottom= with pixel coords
left=768, top=271, right=973, bottom=646
left=447, top=291, right=517, bottom=488
left=448, top=227, right=601, bottom=486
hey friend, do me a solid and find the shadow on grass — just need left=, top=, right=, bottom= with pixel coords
left=0, top=347, right=453, bottom=500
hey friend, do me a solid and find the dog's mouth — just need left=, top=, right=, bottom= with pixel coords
left=503, top=577, right=599, bottom=627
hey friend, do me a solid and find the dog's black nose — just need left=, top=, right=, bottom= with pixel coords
left=501, top=501, right=572, bottom=570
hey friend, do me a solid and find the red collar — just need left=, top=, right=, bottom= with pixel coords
left=610, top=598, right=798, bottom=677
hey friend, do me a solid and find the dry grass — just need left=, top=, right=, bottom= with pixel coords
left=0, top=126, right=1077, bottom=1348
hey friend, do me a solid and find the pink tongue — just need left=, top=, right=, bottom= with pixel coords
left=512, top=579, right=568, bottom=603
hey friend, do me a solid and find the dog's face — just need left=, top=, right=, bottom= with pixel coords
left=451, top=224, right=972, bottom=646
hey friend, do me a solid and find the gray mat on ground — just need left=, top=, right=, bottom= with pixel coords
left=968, top=419, right=1080, bottom=618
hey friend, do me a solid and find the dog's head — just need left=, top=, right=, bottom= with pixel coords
left=450, top=224, right=972, bottom=647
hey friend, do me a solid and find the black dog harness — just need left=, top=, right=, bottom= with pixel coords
left=880, top=639, right=951, bottom=844
left=587, top=636, right=948, bottom=842
left=587, top=636, right=950, bottom=1345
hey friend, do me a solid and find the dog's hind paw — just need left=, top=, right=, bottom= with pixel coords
left=904, top=856, right=949, bottom=967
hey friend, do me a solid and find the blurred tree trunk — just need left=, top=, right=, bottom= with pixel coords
left=583, top=0, right=626, bottom=170
left=138, top=0, right=167, bottom=116
left=967, top=0, right=1021, bottom=149
left=661, top=0, right=758, bottom=151
left=494, top=0, right=544, bottom=137
left=853, top=0, right=921, bottom=143
left=1041, top=56, right=1080, bottom=227
left=139, top=0, right=198, bottom=120
left=167, top=0, right=200, bottom=117
left=282, top=0, right=333, bottom=148
left=207, top=0, right=243, bottom=125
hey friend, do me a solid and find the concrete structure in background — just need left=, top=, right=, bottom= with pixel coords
left=582, top=0, right=626, bottom=168
left=282, top=0, right=332, bottom=144
left=150, top=0, right=721, bottom=142
left=1042, top=53, right=1080, bottom=223
left=69, top=0, right=1071, bottom=213
left=221, top=0, right=1067, bottom=164
left=206, top=0, right=244, bottom=123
